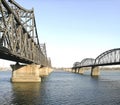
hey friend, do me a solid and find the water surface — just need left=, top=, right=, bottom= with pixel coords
left=1, top=70, right=120, bottom=105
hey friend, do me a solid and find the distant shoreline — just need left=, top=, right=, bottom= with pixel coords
left=0, top=67, right=12, bottom=71
left=100, top=67, right=120, bottom=70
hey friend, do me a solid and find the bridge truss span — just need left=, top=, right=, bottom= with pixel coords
left=0, top=0, right=49, bottom=66
left=72, top=49, right=120, bottom=76
left=73, top=58, right=95, bottom=68
left=80, top=58, right=95, bottom=67
left=95, top=48, right=120, bottom=66
left=73, top=62, right=80, bottom=67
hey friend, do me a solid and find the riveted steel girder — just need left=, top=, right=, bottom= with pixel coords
left=0, top=0, right=51, bottom=67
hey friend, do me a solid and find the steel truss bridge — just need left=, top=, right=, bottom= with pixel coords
left=0, top=0, right=51, bottom=67
left=73, top=48, right=120, bottom=69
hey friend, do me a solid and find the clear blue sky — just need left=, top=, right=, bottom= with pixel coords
left=6, top=0, right=120, bottom=67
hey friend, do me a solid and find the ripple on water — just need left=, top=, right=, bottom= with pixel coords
left=1, top=70, right=120, bottom=105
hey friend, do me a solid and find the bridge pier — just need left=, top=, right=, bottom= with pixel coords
left=72, top=68, right=75, bottom=73
left=39, top=67, right=52, bottom=77
left=11, top=63, right=41, bottom=82
left=75, top=68, right=78, bottom=73
left=91, top=66, right=100, bottom=76
left=79, top=68, right=85, bottom=74
left=11, top=63, right=53, bottom=82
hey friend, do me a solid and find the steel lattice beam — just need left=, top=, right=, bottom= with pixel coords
left=0, top=0, right=50, bottom=67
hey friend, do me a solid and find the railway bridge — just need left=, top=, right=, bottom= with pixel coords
left=71, top=48, right=120, bottom=76
left=0, top=0, right=52, bottom=82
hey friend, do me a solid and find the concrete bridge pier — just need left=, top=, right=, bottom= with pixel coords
left=11, top=63, right=41, bottom=82
left=11, top=63, right=53, bottom=82
left=79, top=68, right=85, bottom=74
left=75, top=68, right=79, bottom=73
left=72, top=68, right=76, bottom=73
left=72, top=69, right=74, bottom=73
left=77, top=68, right=80, bottom=73
left=75, top=68, right=78, bottom=73
left=91, top=66, right=100, bottom=76
left=39, top=67, right=52, bottom=77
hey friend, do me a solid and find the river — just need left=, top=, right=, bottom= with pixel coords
left=1, top=70, right=120, bottom=105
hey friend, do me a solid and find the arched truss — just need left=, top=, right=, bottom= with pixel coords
left=80, top=58, right=95, bottom=67
left=73, top=62, right=80, bottom=67
left=0, top=0, right=49, bottom=66
left=73, top=58, right=95, bottom=67
left=95, top=48, right=120, bottom=65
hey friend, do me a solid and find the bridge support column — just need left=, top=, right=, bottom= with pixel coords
left=75, top=68, right=78, bottom=73
left=79, top=68, right=85, bottom=74
left=11, top=63, right=41, bottom=82
left=72, top=68, right=75, bottom=73
left=39, top=67, right=52, bottom=77
left=91, top=66, right=100, bottom=76
left=76, top=68, right=79, bottom=73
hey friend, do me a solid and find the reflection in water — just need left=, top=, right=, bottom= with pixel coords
left=11, top=83, right=41, bottom=105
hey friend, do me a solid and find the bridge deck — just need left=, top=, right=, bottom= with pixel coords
left=0, top=46, right=33, bottom=64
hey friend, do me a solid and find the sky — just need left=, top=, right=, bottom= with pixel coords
left=1, top=0, right=120, bottom=68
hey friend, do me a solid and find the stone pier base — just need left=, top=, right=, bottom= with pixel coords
left=73, top=69, right=76, bottom=73
left=79, top=68, right=85, bottom=74
left=76, top=68, right=79, bottom=73
left=91, top=66, right=100, bottom=76
left=39, top=67, right=53, bottom=77
left=11, top=64, right=41, bottom=82
left=72, top=69, right=75, bottom=73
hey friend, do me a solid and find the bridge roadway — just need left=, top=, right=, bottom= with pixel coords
left=0, top=0, right=52, bottom=82
left=65, top=48, right=120, bottom=76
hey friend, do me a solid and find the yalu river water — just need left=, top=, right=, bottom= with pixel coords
left=1, top=70, right=120, bottom=105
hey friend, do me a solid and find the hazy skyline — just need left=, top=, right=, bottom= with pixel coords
left=1, top=0, right=120, bottom=67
